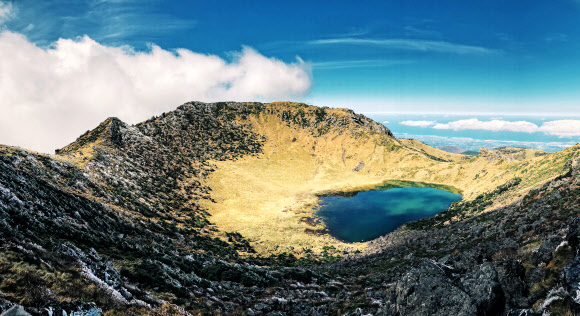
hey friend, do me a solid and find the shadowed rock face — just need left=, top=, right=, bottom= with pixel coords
left=0, top=102, right=580, bottom=315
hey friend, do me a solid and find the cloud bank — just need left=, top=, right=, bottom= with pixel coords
left=538, top=120, right=580, bottom=137
left=401, top=118, right=580, bottom=138
left=433, top=119, right=538, bottom=133
left=400, top=120, right=436, bottom=127
left=0, top=31, right=311, bottom=153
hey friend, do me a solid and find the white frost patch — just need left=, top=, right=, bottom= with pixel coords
left=571, top=288, right=580, bottom=305
left=541, top=296, right=562, bottom=310
left=81, top=267, right=128, bottom=304
left=428, top=259, right=453, bottom=271
left=327, top=280, right=343, bottom=287
left=354, top=308, right=374, bottom=316
left=370, top=298, right=382, bottom=306
left=555, top=241, right=568, bottom=252
left=0, top=184, right=11, bottom=197
left=69, top=308, right=102, bottom=316
left=541, top=286, right=568, bottom=310
left=0, top=183, right=23, bottom=207
left=518, top=309, right=533, bottom=316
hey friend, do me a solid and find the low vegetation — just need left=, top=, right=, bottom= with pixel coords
left=1, top=101, right=579, bottom=315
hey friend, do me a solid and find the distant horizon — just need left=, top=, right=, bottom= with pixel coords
left=367, top=112, right=579, bottom=153
left=362, top=110, right=580, bottom=117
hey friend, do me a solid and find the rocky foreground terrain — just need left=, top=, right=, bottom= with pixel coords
left=0, top=101, right=579, bottom=315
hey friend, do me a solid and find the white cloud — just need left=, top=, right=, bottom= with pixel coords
left=425, top=118, right=580, bottom=138
left=400, top=120, right=436, bottom=127
left=311, top=59, right=413, bottom=70
left=0, top=31, right=312, bottom=153
left=383, top=120, right=389, bottom=124
left=433, top=119, right=538, bottom=133
left=309, top=38, right=499, bottom=55
left=538, top=120, right=580, bottom=137
left=0, top=1, right=15, bottom=25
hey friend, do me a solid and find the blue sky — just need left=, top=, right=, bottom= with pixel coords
left=0, top=0, right=579, bottom=152
left=4, top=0, right=580, bottom=113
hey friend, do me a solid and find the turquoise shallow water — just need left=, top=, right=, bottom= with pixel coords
left=317, top=187, right=462, bottom=242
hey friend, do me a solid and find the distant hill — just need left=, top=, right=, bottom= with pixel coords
left=439, top=145, right=465, bottom=154
left=480, top=146, right=548, bottom=161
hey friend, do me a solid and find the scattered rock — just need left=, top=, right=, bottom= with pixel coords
left=533, top=235, right=563, bottom=265
left=525, top=267, right=546, bottom=289
left=352, top=161, right=365, bottom=172
left=493, top=260, right=527, bottom=308
left=461, top=263, right=505, bottom=315
left=564, top=256, right=580, bottom=311
left=567, top=217, right=580, bottom=251
left=385, top=260, right=477, bottom=315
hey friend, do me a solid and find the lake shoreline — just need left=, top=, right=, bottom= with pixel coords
left=315, top=183, right=463, bottom=243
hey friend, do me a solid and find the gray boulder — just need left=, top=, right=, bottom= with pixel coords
left=493, top=260, right=527, bottom=308
left=564, top=256, right=580, bottom=311
left=460, top=263, right=505, bottom=315
left=533, top=235, right=563, bottom=265
left=567, top=217, right=580, bottom=251
left=384, top=260, right=477, bottom=316
left=525, top=267, right=546, bottom=289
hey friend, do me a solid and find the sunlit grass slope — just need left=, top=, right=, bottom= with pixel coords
left=200, top=102, right=579, bottom=255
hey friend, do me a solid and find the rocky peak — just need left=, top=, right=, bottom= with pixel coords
left=55, top=117, right=129, bottom=155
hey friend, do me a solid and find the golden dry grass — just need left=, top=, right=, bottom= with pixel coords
left=200, top=106, right=579, bottom=255
left=5, top=102, right=577, bottom=256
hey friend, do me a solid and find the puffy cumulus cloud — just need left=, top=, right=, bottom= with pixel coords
left=0, top=32, right=311, bottom=153
left=538, top=120, right=580, bottom=137
left=400, top=120, right=436, bottom=127
left=433, top=119, right=539, bottom=133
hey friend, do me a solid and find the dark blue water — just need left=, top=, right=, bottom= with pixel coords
left=317, top=187, right=462, bottom=242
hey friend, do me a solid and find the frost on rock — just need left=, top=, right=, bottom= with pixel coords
left=55, top=243, right=142, bottom=306
left=540, top=287, right=568, bottom=310
left=555, top=240, right=569, bottom=252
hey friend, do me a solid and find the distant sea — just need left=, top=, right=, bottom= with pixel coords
left=366, top=113, right=580, bottom=153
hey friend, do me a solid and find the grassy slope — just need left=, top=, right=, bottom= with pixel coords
left=199, top=102, right=578, bottom=254
left=5, top=102, right=576, bottom=256
left=3, top=101, right=578, bottom=315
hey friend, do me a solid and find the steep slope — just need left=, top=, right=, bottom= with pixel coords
left=197, top=102, right=575, bottom=254
left=50, top=102, right=573, bottom=255
left=0, top=101, right=578, bottom=315
left=0, top=142, right=272, bottom=315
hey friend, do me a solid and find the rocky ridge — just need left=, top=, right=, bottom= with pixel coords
left=0, top=101, right=578, bottom=315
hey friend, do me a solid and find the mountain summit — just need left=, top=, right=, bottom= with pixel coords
left=1, top=102, right=579, bottom=315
